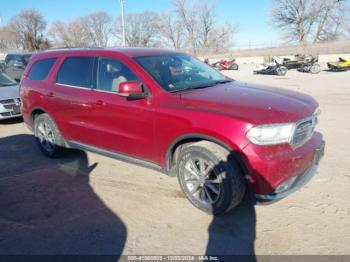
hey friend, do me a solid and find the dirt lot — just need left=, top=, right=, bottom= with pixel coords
left=0, top=65, right=349, bottom=257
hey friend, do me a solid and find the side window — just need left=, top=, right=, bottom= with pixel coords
left=97, top=57, right=139, bottom=93
left=57, top=56, right=95, bottom=88
left=28, top=58, right=57, bottom=80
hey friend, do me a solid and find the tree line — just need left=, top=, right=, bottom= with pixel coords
left=272, top=0, right=350, bottom=43
left=0, top=0, right=349, bottom=54
left=0, top=0, right=237, bottom=55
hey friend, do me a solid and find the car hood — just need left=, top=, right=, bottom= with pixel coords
left=179, top=81, right=318, bottom=125
left=0, top=84, right=20, bottom=100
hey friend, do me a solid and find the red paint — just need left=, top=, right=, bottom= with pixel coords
left=20, top=48, right=324, bottom=195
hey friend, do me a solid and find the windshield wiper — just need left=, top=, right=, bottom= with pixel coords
left=192, top=79, right=233, bottom=89
left=169, top=86, right=196, bottom=93
left=213, top=79, right=233, bottom=84
left=0, top=84, right=16, bottom=87
left=170, top=84, right=216, bottom=93
left=169, top=79, right=233, bottom=93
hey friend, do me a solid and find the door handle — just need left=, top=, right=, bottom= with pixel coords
left=96, top=100, right=105, bottom=106
left=47, top=92, right=55, bottom=98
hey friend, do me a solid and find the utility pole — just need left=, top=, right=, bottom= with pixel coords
left=120, top=0, right=126, bottom=47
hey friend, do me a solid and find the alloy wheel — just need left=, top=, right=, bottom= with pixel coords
left=37, top=121, right=56, bottom=153
left=183, top=156, right=222, bottom=205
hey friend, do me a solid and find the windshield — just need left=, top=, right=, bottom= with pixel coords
left=6, top=54, right=31, bottom=65
left=134, top=53, right=231, bottom=92
left=0, top=72, right=17, bottom=87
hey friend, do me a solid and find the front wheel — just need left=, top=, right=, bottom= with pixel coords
left=177, top=141, right=245, bottom=215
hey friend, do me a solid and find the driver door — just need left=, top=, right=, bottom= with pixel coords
left=89, top=56, right=157, bottom=163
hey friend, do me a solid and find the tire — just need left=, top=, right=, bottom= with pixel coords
left=177, top=141, right=245, bottom=215
left=34, top=113, right=69, bottom=158
left=310, top=64, right=321, bottom=74
left=276, top=66, right=287, bottom=76
left=217, top=65, right=224, bottom=71
left=229, top=63, right=239, bottom=70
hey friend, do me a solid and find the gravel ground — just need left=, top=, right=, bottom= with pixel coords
left=0, top=64, right=349, bottom=257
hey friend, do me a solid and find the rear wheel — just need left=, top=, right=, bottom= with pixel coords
left=276, top=66, right=287, bottom=76
left=177, top=141, right=245, bottom=215
left=216, top=65, right=224, bottom=71
left=229, top=63, right=239, bottom=70
left=34, top=113, right=69, bottom=158
left=310, top=64, right=321, bottom=74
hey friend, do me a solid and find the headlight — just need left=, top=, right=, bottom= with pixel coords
left=314, top=107, right=320, bottom=117
left=246, top=123, right=295, bottom=146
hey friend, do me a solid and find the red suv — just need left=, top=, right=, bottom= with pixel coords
left=20, top=48, right=325, bottom=214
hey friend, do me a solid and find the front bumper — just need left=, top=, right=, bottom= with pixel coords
left=242, top=131, right=324, bottom=195
left=254, top=140, right=325, bottom=201
left=0, top=98, right=22, bottom=119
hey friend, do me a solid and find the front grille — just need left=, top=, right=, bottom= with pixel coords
left=0, top=112, right=11, bottom=117
left=4, top=104, right=20, bottom=111
left=291, top=116, right=317, bottom=148
left=0, top=99, right=14, bottom=104
left=0, top=98, right=21, bottom=117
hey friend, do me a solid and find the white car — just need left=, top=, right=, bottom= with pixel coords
left=0, top=72, right=21, bottom=120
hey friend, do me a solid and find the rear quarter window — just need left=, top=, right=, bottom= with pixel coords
left=56, top=56, right=95, bottom=88
left=28, top=58, right=57, bottom=80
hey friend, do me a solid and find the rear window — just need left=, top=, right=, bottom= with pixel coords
left=56, top=56, right=95, bottom=88
left=28, top=58, right=57, bottom=80
left=6, top=55, right=21, bottom=62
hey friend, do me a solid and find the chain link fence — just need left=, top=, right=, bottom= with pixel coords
left=2, top=39, right=350, bottom=63
left=200, top=39, right=350, bottom=60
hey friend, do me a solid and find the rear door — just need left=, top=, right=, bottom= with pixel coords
left=50, top=55, right=100, bottom=145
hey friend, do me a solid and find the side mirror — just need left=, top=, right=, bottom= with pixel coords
left=118, top=80, right=145, bottom=99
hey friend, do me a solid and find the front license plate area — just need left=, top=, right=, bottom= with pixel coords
left=13, top=106, right=20, bottom=114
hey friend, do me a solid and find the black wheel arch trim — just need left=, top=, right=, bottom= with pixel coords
left=29, top=106, right=51, bottom=126
left=29, top=107, right=67, bottom=145
left=165, top=133, right=249, bottom=175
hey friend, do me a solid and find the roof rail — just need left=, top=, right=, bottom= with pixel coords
left=43, top=46, right=103, bottom=52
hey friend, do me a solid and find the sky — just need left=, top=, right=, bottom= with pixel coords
left=0, top=0, right=281, bottom=48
